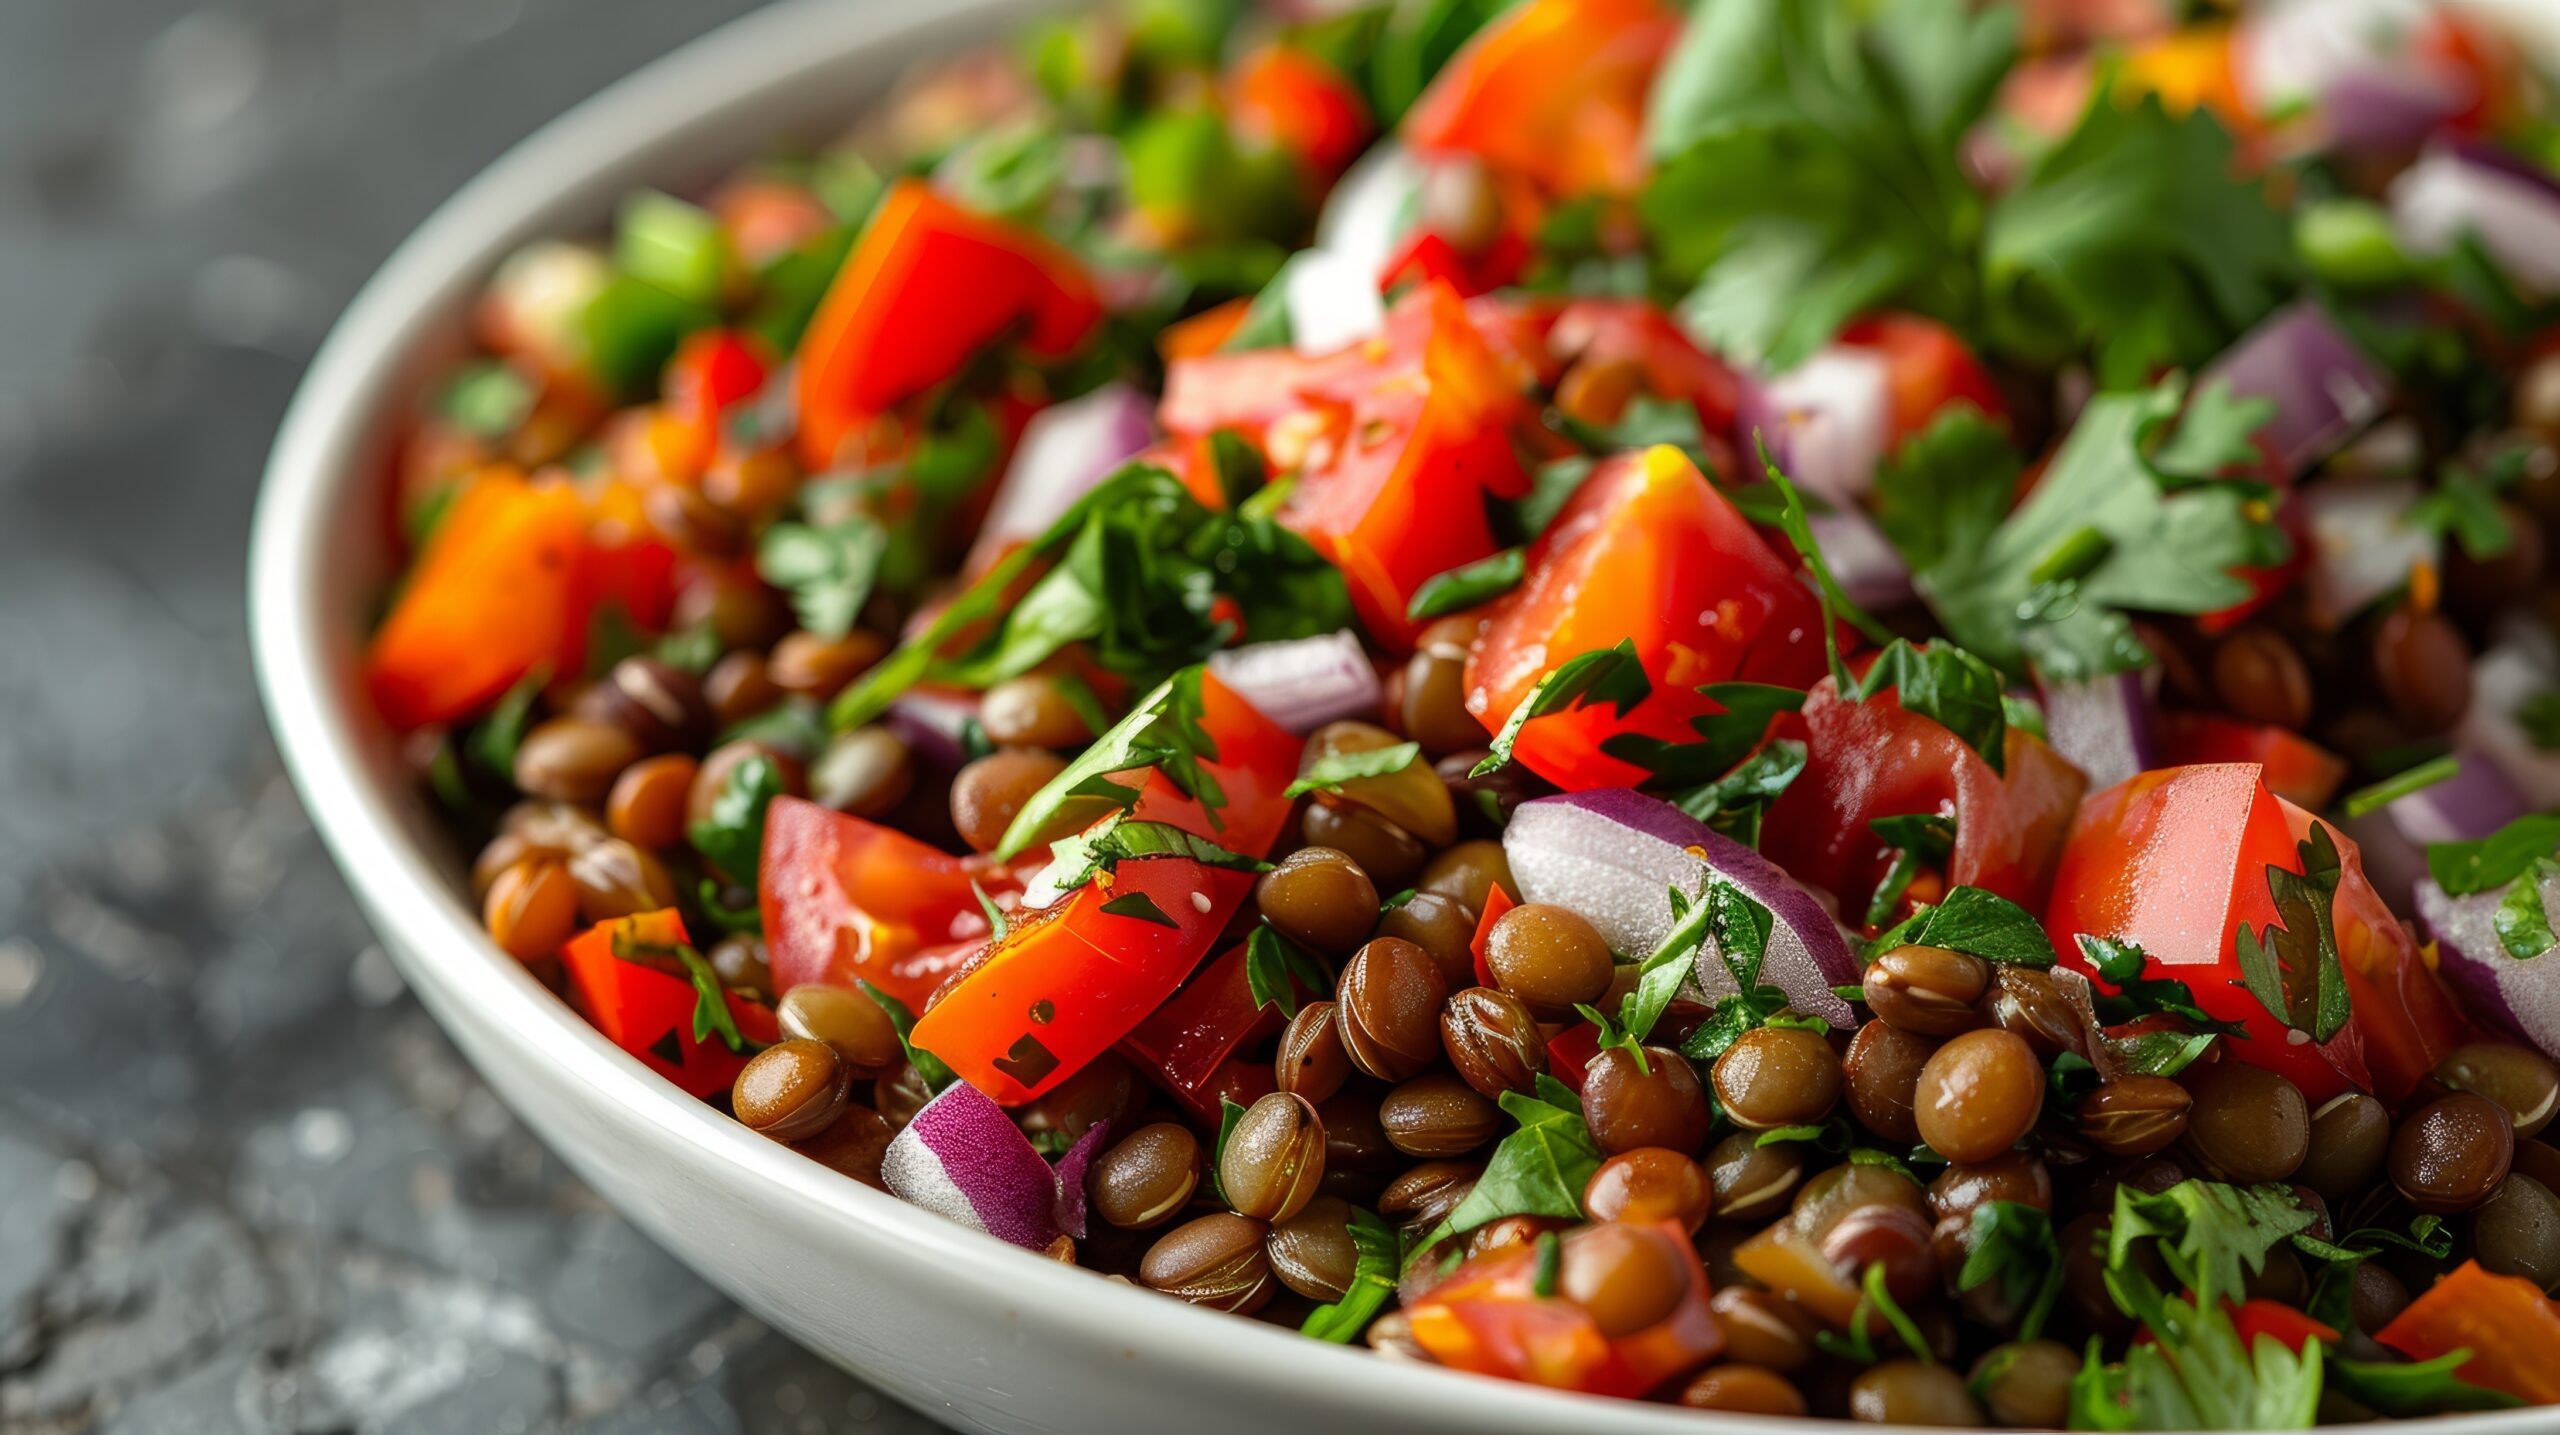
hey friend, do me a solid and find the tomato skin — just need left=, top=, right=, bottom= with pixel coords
left=1115, top=939, right=1297, bottom=1122
left=1227, top=45, right=1373, bottom=178
left=1463, top=447, right=1833, bottom=790
left=2161, top=713, right=2347, bottom=810
left=366, top=470, right=589, bottom=730
left=758, top=797, right=1025, bottom=1011
left=560, top=910, right=780, bottom=1100
left=2277, top=799, right=2472, bottom=1103
left=1836, top=314, right=2007, bottom=443
left=794, top=180, right=1101, bottom=468
left=1403, top=0, right=1680, bottom=197
left=1549, top=299, right=1746, bottom=438
left=1405, top=1220, right=1723, bottom=1397
left=2046, top=763, right=2371, bottom=1104
left=1760, top=670, right=2089, bottom=919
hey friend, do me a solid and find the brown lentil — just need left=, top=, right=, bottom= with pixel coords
left=2434, top=1040, right=2560, bottom=1139
left=1140, top=1213, right=1273, bottom=1314
left=2078, top=1076, right=2195, bottom=1157
left=1089, top=1122, right=1202, bottom=1231
left=979, top=674, right=1094, bottom=748
left=1914, top=1029, right=2045, bottom=1164
left=2300, top=1091, right=2394, bottom=1200
left=731, top=1039, right=850, bottom=1141
left=1275, top=999, right=1354, bottom=1103
left=1334, top=937, right=1450, bottom=1082
left=574, top=655, right=713, bottom=752
left=1219, top=1091, right=1326, bottom=1223
left=1582, top=1148, right=1713, bottom=1232
left=1375, top=891, right=1478, bottom=989
left=2213, top=626, right=2316, bottom=730
left=1843, top=1021, right=1938, bottom=1146
left=1266, top=1195, right=1362, bottom=1301
left=513, top=716, right=645, bottom=803
left=2184, top=1062, right=2311, bottom=1183
left=1302, top=799, right=1428, bottom=890
left=811, top=726, right=914, bottom=817
left=950, top=748, right=1067, bottom=853
left=2371, top=604, right=2473, bottom=734
left=1482, top=902, right=1613, bottom=1017
left=1582, top=1045, right=1711, bottom=1156
left=1378, top=1073, right=1499, bottom=1158
left=482, top=855, right=579, bottom=962
left=1415, top=839, right=1514, bottom=914
left=1863, top=945, right=1991, bottom=1036
left=1254, top=847, right=1379, bottom=954
left=2390, top=1093, right=2515, bottom=1213
left=1438, top=985, right=1547, bottom=1099
left=1677, top=1364, right=1807, bottom=1417
left=605, top=753, right=698, bottom=849
left=1712, top=1026, right=1843, bottom=1130
left=774, top=984, right=902, bottom=1075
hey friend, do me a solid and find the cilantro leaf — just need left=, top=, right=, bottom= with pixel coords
left=2427, top=813, right=2560, bottom=895
left=995, top=667, right=1223, bottom=860
left=757, top=516, right=887, bottom=640
left=1299, top=1207, right=1400, bottom=1342
left=2109, top=1180, right=2321, bottom=1309
left=1864, top=813, right=1955, bottom=929
left=1866, top=886, right=2058, bottom=968
left=1958, top=1201, right=2065, bottom=1340
left=1246, top=926, right=1330, bottom=1020
left=858, top=980, right=958, bottom=1093
left=1660, top=741, right=1808, bottom=849
left=686, top=753, right=782, bottom=882
left=2077, top=934, right=2251, bottom=1035
left=1285, top=742, right=1422, bottom=798
left=1755, top=439, right=1894, bottom=689
left=1872, top=407, right=2019, bottom=580
left=1983, top=93, right=2295, bottom=387
left=1471, top=640, right=1651, bottom=777
left=1600, top=682, right=1806, bottom=787
left=2233, top=825, right=2354, bottom=1044
left=1617, top=882, right=1718, bottom=1048
left=1406, top=548, right=1524, bottom=621
left=2410, top=444, right=2530, bottom=562
left=1042, top=814, right=1267, bottom=894
left=1857, top=638, right=2010, bottom=773
left=1427, top=1075, right=1602, bottom=1252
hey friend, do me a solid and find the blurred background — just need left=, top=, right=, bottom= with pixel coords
left=0, top=1, right=946, bottom=1431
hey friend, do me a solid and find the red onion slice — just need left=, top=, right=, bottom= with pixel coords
left=881, top=1081, right=1110, bottom=1249
left=2392, top=141, right=2560, bottom=297
left=1316, top=142, right=1425, bottom=279
left=1503, top=790, right=1858, bottom=1026
left=1810, top=504, right=1915, bottom=612
left=970, top=383, right=1156, bottom=561
left=2301, top=477, right=2439, bottom=627
left=1283, top=248, right=1388, bottom=356
left=1206, top=630, right=1383, bottom=735
left=1738, top=346, right=1892, bottom=504
left=2036, top=669, right=2161, bottom=792
left=2195, top=301, right=2392, bottom=479
left=2458, top=626, right=2560, bottom=808
left=2418, top=874, right=2560, bottom=1060
left=884, top=687, right=981, bottom=776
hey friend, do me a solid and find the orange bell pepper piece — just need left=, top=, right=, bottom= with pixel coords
left=560, top=910, right=780, bottom=1100
left=794, top=179, right=1102, bottom=469
left=1228, top=45, right=1374, bottom=178
left=2376, top=1261, right=2560, bottom=1405
left=366, top=469, right=588, bottom=730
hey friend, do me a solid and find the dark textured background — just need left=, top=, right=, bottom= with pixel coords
left=0, top=1, right=949, bottom=1430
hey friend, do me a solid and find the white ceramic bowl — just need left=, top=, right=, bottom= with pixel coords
left=251, top=3, right=2560, bottom=1432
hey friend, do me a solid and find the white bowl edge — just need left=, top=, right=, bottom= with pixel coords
left=245, top=2, right=2560, bottom=1432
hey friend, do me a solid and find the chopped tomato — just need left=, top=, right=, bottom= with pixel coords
left=659, top=328, right=770, bottom=473
left=2277, top=799, right=2471, bottom=1102
left=758, top=797, right=1026, bottom=1010
left=1227, top=45, right=1373, bottom=178
left=1379, top=227, right=1532, bottom=299
left=1404, top=1220, right=1723, bottom=1397
left=366, top=470, right=589, bottom=730
left=1761, top=666, right=2089, bottom=918
left=2376, top=1261, right=2560, bottom=1405
left=2161, top=713, right=2348, bottom=810
left=1464, top=447, right=1835, bottom=790
left=795, top=179, right=1101, bottom=468
left=560, top=910, right=779, bottom=1100
left=1280, top=285, right=1534, bottom=648
left=1116, top=940, right=1303, bottom=1121
left=2047, top=763, right=2372, bottom=1103
left=909, top=675, right=1302, bottom=1103
left=1404, top=0, right=1679, bottom=197
left=1836, top=314, right=2008, bottom=443
left=1547, top=299, right=1746, bottom=438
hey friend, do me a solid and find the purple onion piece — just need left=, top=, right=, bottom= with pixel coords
left=2387, top=751, right=2527, bottom=845
left=1206, top=630, right=1382, bottom=735
left=882, top=1082, right=1098, bottom=1251
left=2301, top=477, right=2439, bottom=627
left=2036, top=670, right=2161, bottom=792
left=2392, top=142, right=2560, bottom=297
left=2321, top=65, right=2465, bottom=152
left=884, top=688, right=981, bottom=777
left=972, top=382, right=1155, bottom=556
left=2417, top=874, right=2560, bottom=1061
left=1051, top=1121, right=1110, bottom=1240
left=2195, top=300, right=2392, bottom=478
left=1503, top=790, right=1858, bottom=1027
left=2340, top=810, right=2429, bottom=920
left=1809, top=505, right=1914, bottom=612
left=1737, top=347, right=1891, bottom=504
left=2457, top=631, right=2560, bottom=809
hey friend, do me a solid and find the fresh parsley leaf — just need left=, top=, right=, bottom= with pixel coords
left=686, top=753, right=782, bottom=882
left=2493, top=858, right=2559, bottom=959
left=1471, top=639, right=1651, bottom=777
left=858, top=980, right=958, bottom=1093
left=1660, top=741, right=1807, bottom=849
left=1099, top=891, right=1179, bottom=927
left=1857, top=638, right=2011, bottom=773
left=2427, top=813, right=2560, bottom=895
left=1406, top=548, right=1524, bottom=621
left=1959, top=1201, right=2065, bottom=1341
left=1042, top=814, right=1266, bottom=895
left=1865, top=886, right=2058, bottom=968
left=1431, top=1076, right=1602, bottom=1244
left=1246, top=925, right=1330, bottom=1020
left=1755, top=439, right=1894, bottom=688
left=2411, top=446, right=2529, bottom=561
left=995, top=667, right=1224, bottom=861
left=1983, top=94, right=2294, bottom=387
left=2233, top=825, right=2354, bottom=1044
left=2071, top=1280, right=2326, bottom=1432
left=2076, top=934, right=2250, bottom=1035
left=1618, top=880, right=1719, bottom=1047
left=1285, top=742, right=1422, bottom=798
left=2148, top=380, right=2280, bottom=486
left=464, top=667, right=548, bottom=779
left=2110, top=1180, right=2321, bottom=1309
left=1299, top=1207, right=1400, bottom=1342
left=1680, top=880, right=1794, bottom=1064
left=2104, top=1027, right=2221, bottom=1079
left=2327, top=1351, right=2522, bottom=1417
left=1600, top=682, right=1807, bottom=787
left=1873, top=407, right=2019, bottom=584
left=757, top=516, right=888, bottom=640
left=1864, top=813, right=1956, bottom=928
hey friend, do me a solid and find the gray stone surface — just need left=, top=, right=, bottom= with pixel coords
left=0, top=2, right=953, bottom=1430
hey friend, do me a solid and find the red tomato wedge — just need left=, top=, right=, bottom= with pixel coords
left=1463, top=446, right=1835, bottom=790
left=910, top=674, right=1302, bottom=1104
left=1227, top=45, right=1373, bottom=178
left=366, top=470, right=588, bottom=730
left=2276, top=798, right=2472, bottom=1102
left=560, top=910, right=779, bottom=1100
left=1838, top=314, right=2009, bottom=443
left=1404, top=0, right=1679, bottom=198
left=1759, top=668, right=2089, bottom=918
left=2046, top=763, right=2372, bottom=1103
left=758, top=796, right=1025, bottom=1010
left=2163, top=712, right=2348, bottom=811
left=1405, top=1220, right=1723, bottom=1397
left=794, top=179, right=1101, bottom=468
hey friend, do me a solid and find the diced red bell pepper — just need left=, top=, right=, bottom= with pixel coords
left=910, top=675, right=1303, bottom=1103
left=1405, top=1219, right=1723, bottom=1397
left=561, top=910, right=780, bottom=1100
left=1116, top=939, right=1306, bottom=1121
left=758, top=796, right=1026, bottom=1011
left=366, top=470, right=589, bottom=730
left=1760, top=665, right=2090, bottom=920
left=1227, top=45, right=1373, bottom=179
left=2376, top=1261, right=2560, bottom=1405
left=2161, top=713, right=2347, bottom=810
left=1403, top=0, right=1679, bottom=197
left=1470, top=883, right=1518, bottom=988
left=1463, top=446, right=1836, bottom=790
left=1546, top=1022, right=1601, bottom=1095
left=2047, top=764, right=2372, bottom=1104
left=2223, top=1300, right=2337, bottom=1354
left=795, top=179, right=1101, bottom=468
left=658, top=328, right=770, bottom=475
left=1379, top=226, right=1532, bottom=300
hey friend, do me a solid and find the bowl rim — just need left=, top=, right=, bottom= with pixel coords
left=247, top=2, right=2552, bottom=1432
